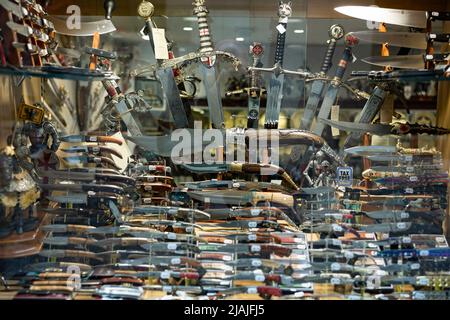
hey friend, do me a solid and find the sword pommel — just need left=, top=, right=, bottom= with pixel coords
left=138, top=1, right=155, bottom=19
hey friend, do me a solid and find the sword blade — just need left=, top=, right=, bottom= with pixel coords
left=319, top=118, right=393, bottom=135
left=362, top=55, right=425, bottom=69
left=334, top=6, right=427, bottom=28
left=202, top=65, right=224, bottom=129
left=156, top=68, right=190, bottom=128
left=350, top=31, right=428, bottom=50
left=265, top=74, right=284, bottom=128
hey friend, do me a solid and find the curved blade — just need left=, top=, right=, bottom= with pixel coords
left=362, top=55, right=424, bottom=69
left=344, top=145, right=398, bottom=157
left=319, top=118, right=392, bottom=135
left=350, top=31, right=427, bottom=50
left=334, top=6, right=426, bottom=28
left=47, top=16, right=116, bottom=36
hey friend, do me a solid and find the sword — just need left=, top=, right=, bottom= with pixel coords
left=36, top=169, right=135, bottom=185
left=138, top=1, right=190, bottom=128
left=334, top=6, right=450, bottom=29
left=362, top=53, right=449, bottom=70
left=46, top=193, right=118, bottom=206
left=60, top=135, right=123, bottom=145
left=351, top=69, right=450, bottom=81
left=349, top=31, right=450, bottom=50
left=262, top=1, right=292, bottom=129
left=61, top=146, right=122, bottom=159
left=129, top=206, right=210, bottom=220
left=300, top=24, right=345, bottom=131
left=192, top=0, right=226, bottom=129
left=38, top=183, right=125, bottom=195
left=319, top=118, right=450, bottom=136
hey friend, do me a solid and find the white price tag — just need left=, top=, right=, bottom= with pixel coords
left=151, top=28, right=169, bottom=60
left=294, top=291, right=305, bottom=298
left=409, top=176, right=418, bottom=182
left=248, top=221, right=257, bottom=228
left=397, top=223, right=407, bottom=229
left=436, top=236, right=445, bottom=243
left=332, top=239, right=342, bottom=246
left=167, top=233, right=177, bottom=240
left=171, top=258, right=181, bottom=265
left=331, top=263, right=341, bottom=271
left=89, top=136, right=97, bottom=142
left=162, top=286, right=171, bottom=292
left=247, top=288, right=258, bottom=294
left=406, top=167, right=414, bottom=173
left=248, top=234, right=257, bottom=241
left=331, top=278, right=341, bottom=285
left=251, top=209, right=261, bottom=216
left=404, top=155, right=413, bottom=162
left=223, top=255, right=232, bottom=261
left=255, top=275, right=265, bottom=282
left=418, top=278, right=429, bottom=286
left=251, top=245, right=261, bottom=252
left=276, top=24, right=286, bottom=34
left=296, top=244, right=306, bottom=250
left=251, top=259, right=262, bottom=267
left=333, top=225, right=343, bottom=232
left=402, top=237, right=411, bottom=244
left=167, top=243, right=177, bottom=250
left=232, top=182, right=240, bottom=188
left=185, top=227, right=193, bottom=233
left=405, top=188, right=414, bottom=194
left=344, top=251, right=354, bottom=259
left=411, top=263, right=420, bottom=270
left=400, top=212, right=409, bottom=219
left=419, top=250, right=429, bottom=257
left=160, top=272, right=170, bottom=279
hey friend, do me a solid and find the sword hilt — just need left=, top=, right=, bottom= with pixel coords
left=104, top=0, right=116, bottom=20
left=321, top=24, right=345, bottom=73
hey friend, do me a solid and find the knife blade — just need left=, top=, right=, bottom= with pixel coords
left=47, top=16, right=116, bottom=36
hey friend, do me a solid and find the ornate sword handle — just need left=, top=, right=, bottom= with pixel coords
left=273, top=1, right=292, bottom=66
left=250, top=42, right=264, bottom=89
left=193, top=0, right=215, bottom=67
left=321, top=24, right=345, bottom=74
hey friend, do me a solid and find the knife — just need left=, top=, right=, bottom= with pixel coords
left=60, top=135, right=123, bottom=145
left=334, top=6, right=450, bottom=29
left=362, top=53, right=449, bottom=69
left=47, top=16, right=116, bottom=37
left=62, top=155, right=121, bottom=171
left=61, top=146, right=123, bottom=159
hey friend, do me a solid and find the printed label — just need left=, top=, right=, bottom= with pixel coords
left=151, top=28, right=169, bottom=60
left=336, top=167, right=353, bottom=187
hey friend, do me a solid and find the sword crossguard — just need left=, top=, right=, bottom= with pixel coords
left=248, top=64, right=312, bottom=78
left=225, top=87, right=267, bottom=97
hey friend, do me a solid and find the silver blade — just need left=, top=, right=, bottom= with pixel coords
left=63, top=156, right=89, bottom=164
left=6, top=21, right=32, bottom=38
left=319, top=118, right=393, bottom=135
left=350, top=31, right=427, bottom=50
left=202, top=65, right=225, bottom=129
left=362, top=55, right=425, bottom=69
left=114, top=99, right=142, bottom=136
left=156, top=68, right=190, bottom=128
left=188, top=190, right=252, bottom=205
left=47, top=194, right=88, bottom=204
left=265, top=74, right=284, bottom=128
left=344, top=145, right=398, bottom=157
left=365, top=211, right=409, bottom=220
left=47, top=16, right=116, bottom=36
left=334, top=6, right=427, bottom=28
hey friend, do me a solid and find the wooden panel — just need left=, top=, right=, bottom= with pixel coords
left=0, top=77, right=17, bottom=149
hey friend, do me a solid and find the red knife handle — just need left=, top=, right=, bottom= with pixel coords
left=257, top=286, right=282, bottom=297
left=264, top=274, right=281, bottom=283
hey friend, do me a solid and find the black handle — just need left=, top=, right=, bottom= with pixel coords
left=104, top=0, right=116, bottom=20
left=428, top=11, right=450, bottom=21
left=321, top=39, right=337, bottom=73
left=274, top=23, right=287, bottom=65
left=428, top=33, right=450, bottom=43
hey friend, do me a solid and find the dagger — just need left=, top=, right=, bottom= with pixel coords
left=349, top=31, right=450, bottom=50
left=362, top=53, right=449, bottom=70
left=62, top=155, right=121, bottom=171
left=129, top=206, right=210, bottom=220
left=60, top=135, right=123, bottom=145
left=38, top=183, right=125, bottom=195
left=43, top=237, right=98, bottom=247
left=182, top=162, right=299, bottom=191
left=334, top=6, right=450, bottom=29
left=320, top=118, right=450, bottom=136
left=61, top=146, right=123, bottom=159
left=36, top=169, right=135, bottom=185
left=41, top=224, right=96, bottom=234
left=188, top=190, right=294, bottom=207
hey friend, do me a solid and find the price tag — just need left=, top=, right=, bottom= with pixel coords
left=344, top=251, right=354, bottom=259
left=185, top=227, right=193, bottom=233
left=247, top=287, right=258, bottom=294
left=89, top=136, right=97, bottom=142
left=160, top=272, right=170, bottom=279
left=251, top=245, right=261, bottom=252
left=151, top=28, right=169, bottom=60
left=251, top=259, right=262, bottom=267
left=167, top=233, right=177, bottom=240
left=276, top=24, right=287, bottom=34
left=333, top=225, right=343, bottom=232
left=400, top=212, right=409, bottom=219
left=402, top=237, right=411, bottom=244
left=409, top=176, right=418, bottom=182
left=405, top=188, right=414, bottom=194
left=436, top=236, right=445, bottom=243
left=255, top=275, right=265, bottom=282
left=248, top=234, right=257, bottom=241
left=223, top=255, right=232, bottom=261
left=397, top=223, right=407, bottom=229
left=413, top=292, right=426, bottom=300
left=404, top=155, right=413, bottom=162
left=294, top=291, right=305, bottom=298
left=331, top=278, right=341, bottom=285
left=332, top=239, right=342, bottom=246
left=251, top=209, right=261, bottom=216
left=220, top=281, right=229, bottom=286
left=232, top=182, right=240, bottom=188
left=406, top=167, right=414, bottom=173
left=224, top=239, right=233, bottom=244
left=331, top=263, right=341, bottom=271
left=171, top=258, right=181, bottom=265
left=419, top=250, right=429, bottom=257
left=417, top=278, right=429, bottom=286
left=296, top=244, right=306, bottom=250
left=162, top=286, right=171, bottom=292
left=167, top=243, right=177, bottom=250
left=411, top=263, right=420, bottom=270
left=248, top=221, right=257, bottom=228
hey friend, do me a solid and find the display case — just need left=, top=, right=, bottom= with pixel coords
left=0, top=0, right=449, bottom=301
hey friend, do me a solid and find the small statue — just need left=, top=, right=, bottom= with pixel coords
left=0, top=146, right=41, bottom=236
